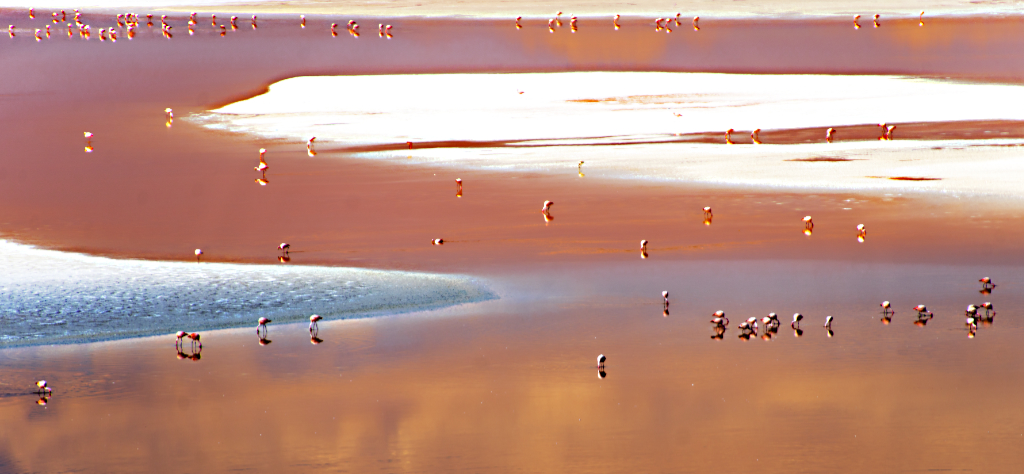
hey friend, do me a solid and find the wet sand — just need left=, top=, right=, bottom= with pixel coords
left=2, top=11, right=1024, bottom=472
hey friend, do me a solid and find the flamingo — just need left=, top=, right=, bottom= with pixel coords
left=824, top=315, right=833, bottom=328
left=873, top=14, right=880, bottom=28
left=981, top=302, right=994, bottom=316
left=548, top=18, right=555, bottom=33
left=596, top=354, right=606, bottom=368
left=186, top=332, right=201, bottom=350
left=692, top=16, right=699, bottom=31
left=919, top=11, right=925, bottom=27
left=195, top=249, right=203, bottom=262
left=577, top=161, right=584, bottom=176
left=34, top=29, right=41, bottom=41
left=29, top=8, right=34, bottom=18
left=885, top=125, right=896, bottom=140
left=880, top=301, right=892, bottom=315
left=803, top=216, right=813, bottom=230
left=278, top=243, right=290, bottom=253
left=300, top=15, right=305, bottom=28
left=542, top=200, right=553, bottom=213
left=613, top=14, right=620, bottom=30
left=555, top=11, right=563, bottom=27
left=385, top=24, right=392, bottom=39
left=515, top=16, right=522, bottom=30
left=878, top=123, right=889, bottom=140
left=255, top=148, right=268, bottom=177
left=309, top=314, right=322, bottom=332
left=654, top=17, right=663, bottom=31
left=913, top=305, right=933, bottom=317
left=662, top=291, right=669, bottom=305
left=979, top=277, right=995, bottom=289
left=791, top=313, right=803, bottom=328
left=703, top=206, right=713, bottom=218
left=252, top=15, right=258, bottom=29
left=674, top=13, right=681, bottom=26
left=570, top=15, right=578, bottom=32
left=165, top=107, right=173, bottom=125
left=331, top=23, right=338, bottom=37
left=256, top=317, right=272, bottom=336
left=751, top=128, right=761, bottom=144
left=306, top=136, right=317, bottom=156
left=853, top=15, right=861, bottom=29
left=378, top=23, right=384, bottom=37
left=966, top=304, right=979, bottom=317
left=826, top=127, right=835, bottom=143
left=455, top=178, right=463, bottom=197
left=640, top=240, right=648, bottom=252
left=176, top=331, right=188, bottom=348
left=189, top=12, right=196, bottom=25
left=432, top=238, right=444, bottom=245
left=725, top=128, right=734, bottom=145
left=36, top=380, right=52, bottom=394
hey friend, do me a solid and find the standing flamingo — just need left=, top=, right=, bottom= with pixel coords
left=515, top=16, right=522, bottom=29
left=725, top=129, right=734, bottom=145
left=613, top=14, right=620, bottom=30
left=255, top=148, right=268, bottom=177
left=826, top=127, right=835, bottom=143
left=692, top=16, right=699, bottom=31
left=195, top=249, right=203, bottom=262
left=257, top=317, right=272, bottom=336
left=853, top=15, right=861, bottom=29
left=309, top=314, right=322, bottom=332
left=187, top=332, right=201, bottom=350
left=751, top=128, right=761, bottom=144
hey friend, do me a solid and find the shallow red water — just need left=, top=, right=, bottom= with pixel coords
left=2, top=11, right=1024, bottom=473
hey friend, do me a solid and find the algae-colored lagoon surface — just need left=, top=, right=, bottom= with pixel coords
left=3, top=11, right=1024, bottom=474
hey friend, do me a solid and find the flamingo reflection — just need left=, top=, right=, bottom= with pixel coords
left=598, top=369, right=607, bottom=379
left=311, top=335, right=323, bottom=345
left=258, top=337, right=272, bottom=346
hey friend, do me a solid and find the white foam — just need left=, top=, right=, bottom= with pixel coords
left=0, top=240, right=494, bottom=346
left=194, top=72, right=1024, bottom=200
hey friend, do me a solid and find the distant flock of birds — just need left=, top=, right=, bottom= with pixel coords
left=9, top=8, right=929, bottom=43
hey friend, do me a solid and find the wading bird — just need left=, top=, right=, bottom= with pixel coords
left=300, top=15, right=305, bottom=28
left=913, top=305, right=933, bottom=317
left=791, top=313, right=803, bottom=328
left=195, top=248, right=203, bottom=262
left=432, top=238, right=444, bottom=245
left=981, top=302, right=994, bottom=316
left=979, top=277, right=995, bottom=290
left=278, top=243, right=290, bottom=254
left=827, top=127, right=835, bottom=143
left=880, top=301, right=892, bottom=315
left=640, top=240, right=648, bottom=259
left=309, top=314, right=322, bottom=332
left=256, top=317, right=272, bottom=336
left=725, top=128, right=734, bottom=145
left=751, top=128, right=761, bottom=144
left=662, top=291, right=669, bottom=305
left=307, top=136, right=316, bottom=156
left=455, top=178, right=463, bottom=197
left=853, top=15, right=861, bottom=29
left=803, top=215, right=813, bottom=230
left=515, top=16, right=522, bottom=29
left=176, top=331, right=188, bottom=348
left=919, top=11, right=925, bottom=26
left=824, top=315, right=833, bottom=328
left=255, top=148, right=268, bottom=177
left=187, top=332, right=201, bottom=350
left=597, top=354, right=606, bottom=368
left=36, top=380, right=52, bottom=395
left=613, top=14, right=620, bottom=30
left=873, top=14, right=880, bottom=28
